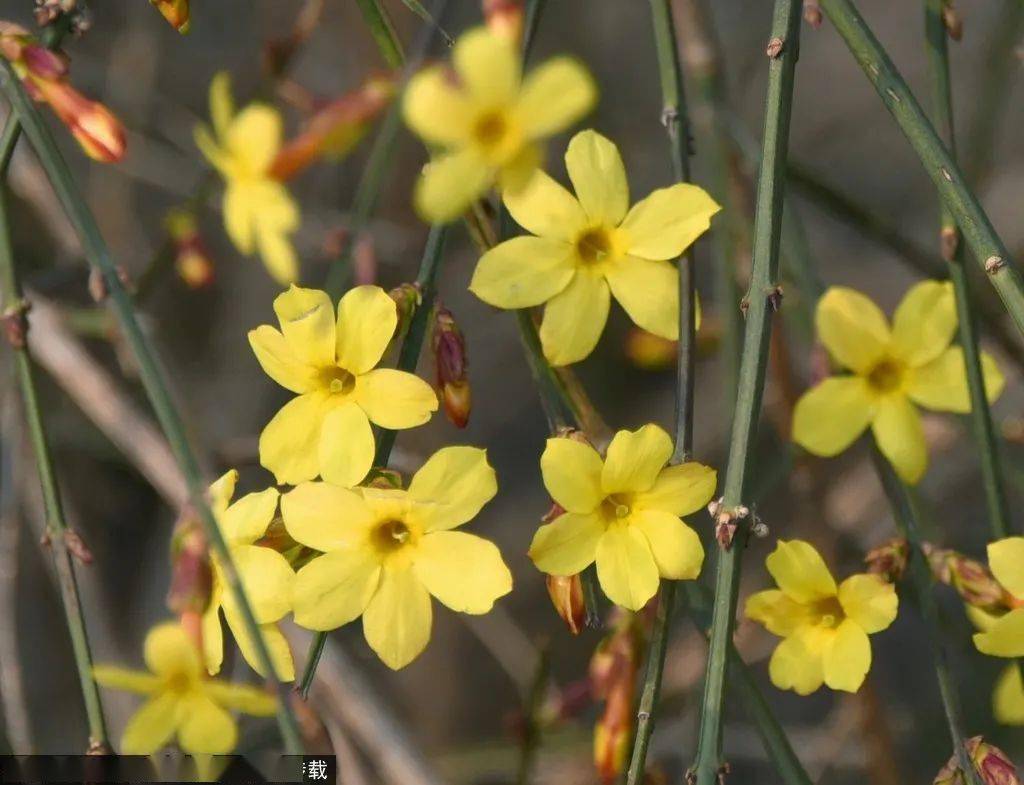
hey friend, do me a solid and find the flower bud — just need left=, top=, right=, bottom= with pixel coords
left=483, top=0, right=523, bottom=45
left=166, top=509, right=213, bottom=617
left=865, top=537, right=909, bottom=582
left=934, top=737, right=1021, bottom=785
left=624, top=327, right=676, bottom=371
left=22, top=44, right=68, bottom=81
left=388, top=282, right=421, bottom=340
left=165, top=209, right=215, bottom=289
left=925, top=545, right=1009, bottom=612
left=546, top=574, right=585, bottom=635
left=32, top=78, right=127, bottom=163
left=942, top=3, right=963, bottom=41
left=150, top=0, right=191, bottom=32
left=363, top=467, right=404, bottom=490
left=590, top=617, right=643, bottom=785
left=432, top=306, right=471, bottom=428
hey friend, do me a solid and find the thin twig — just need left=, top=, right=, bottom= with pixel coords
left=514, top=643, right=550, bottom=785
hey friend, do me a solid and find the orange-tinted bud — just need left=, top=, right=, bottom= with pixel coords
left=388, top=282, right=421, bottom=340
left=865, top=537, right=909, bottom=582
left=22, top=44, right=68, bottom=81
left=927, top=545, right=1010, bottom=611
left=150, top=0, right=191, bottom=33
left=32, top=78, right=126, bottom=162
left=625, top=327, right=676, bottom=370
left=269, top=74, right=396, bottom=181
left=590, top=616, right=643, bottom=785
left=432, top=306, right=471, bottom=428
left=167, top=509, right=213, bottom=616
left=166, top=209, right=215, bottom=289
left=935, top=737, right=1021, bottom=785
left=483, top=0, right=523, bottom=45
left=546, top=574, right=585, bottom=635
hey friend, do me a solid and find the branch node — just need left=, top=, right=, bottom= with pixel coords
left=2, top=300, right=30, bottom=349
left=708, top=498, right=749, bottom=549
left=766, top=284, right=784, bottom=311
left=940, top=167, right=953, bottom=182
left=64, top=529, right=94, bottom=564
left=803, top=1, right=822, bottom=28
left=985, top=255, right=1005, bottom=275
left=739, top=296, right=750, bottom=317
left=685, top=771, right=697, bottom=785
left=718, top=762, right=732, bottom=784
left=766, top=37, right=785, bottom=59
left=88, top=267, right=107, bottom=302
left=661, top=106, right=679, bottom=128
left=940, top=226, right=959, bottom=262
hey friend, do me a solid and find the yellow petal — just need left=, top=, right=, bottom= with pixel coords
left=822, top=619, right=871, bottom=692
left=994, top=664, right=1024, bottom=725
left=595, top=523, right=660, bottom=611
left=259, top=392, right=330, bottom=485
left=362, top=566, right=433, bottom=669
left=528, top=512, right=604, bottom=575
left=837, top=574, right=898, bottom=634
left=223, top=609, right=294, bottom=681
left=452, top=27, right=520, bottom=106
left=539, top=269, right=610, bottom=366
left=252, top=180, right=300, bottom=230
left=402, top=65, right=472, bottom=146
left=319, top=404, right=375, bottom=488
left=413, top=531, right=512, bottom=613
left=144, top=622, right=201, bottom=679
left=407, top=446, right=498, bottom=531
left=226, top=545, right=293, bottom=624
left=633, top=461, right=717, bottom=518
left=871, top=394, right=927, bottom=484
left=414, top=148, right=492, bottom=224
left=967, top=604, right=1000, bottom=632
left=256, top=223, right=298, bottom=285
left=540, top=436, right=604, bottom=513
left=815, top=287, right=891, bottom=374
left=248, top=326, right=317, bottom=394
left=974, top=608, right=1024, bottom=657
left=631, top=509, right=703, bottom=580
left=470, top=237, right=576, bottom=309
left=195, top=125, right=229, bottom=174
left=988, top=538, right=1024, bottom=600
left=177, top=692, right=238, bottom=754
left=601, top=423, right=673, bottom=494
left=203, top=680, right=277, bottom=717
left=563, top=130, right=629, bottom=225
left=904, top=347, right=1004, bottom=413
left=202, top=601, right=224, bottom=676
left=744, top=590, right=814, bottom=637
left=766, top=539, right=837, bottom=603
left=208, top=469, right=237, bottom=515
left=497, top=142, right=542, bottom=193
left=223, top=183, right=256, bottom=254
left=889, top=280, right=956, bottom=367
left=792, top=376, right=875, bottom=456
left=336, top=285, right=398, bottom=375
left=121, top=693, right=181, bottom=754
left=209, top=72, right=234, bottom=140
left=353, top=368, right=438, bottom=429
left=516, top=58, right=596, bottom=139
left=281, top=481, right=375, bottom=552
left=293, top=549, right=381, bottom=631
left=502, top=169, right=588, bottom=241
left=221, top=488, right=278, bottom=545
left=619, top=184, right=720, bottom=260
left=768, top=629, right=826, bottom=696
left=92, top=665, right=160, bottom=695
left=273, top=286, right=336, bottom=368
left=225, top=104, right=281, bottom=175
left=605, top=256, right=678, bottom=339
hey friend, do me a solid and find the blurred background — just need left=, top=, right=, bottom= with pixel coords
left=1, top=0, right=1023, bottom=783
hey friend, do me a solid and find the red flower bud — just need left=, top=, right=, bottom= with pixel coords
left=546, top=574, right=585, bottom=635
left=32, top=78, right=127, bottom=163
left=165, top=209, right=215, bottom=289
left=167, top=510, right=212, bottom=616
left=590, top=617, right=643, bottom=784
left=935, top=737, right=1021, bottom=785
left=432, top=306, right=471, bottom=428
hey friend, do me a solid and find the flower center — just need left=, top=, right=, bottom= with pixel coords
left=810, top=596, right=845, bottom=629
left=319, top=366, right=356, bottom=396
left=371, top=519, right=412, bottom=553
left=575, top=227, right=614, bottom=265
left=165, top=671, right=192, bottom=694
left=472, top=111, right=511, bottom=152
left=601, top=493, right=632, bottom=521
left=867, top=358, right=904, bottom=393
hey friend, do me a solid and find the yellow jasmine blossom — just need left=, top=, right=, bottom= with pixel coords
left=973, top=538, right=1024, bottom=657
left=94, top=623, right=276, bottom=754
left=202, top=470, right=295, bottom=681
left=249, top=284, right=438, bottom=486
left=745, top=540, right=898, bottom=695
left=528, top=424, right=716, bottom=610
left=471, top=130, right=720, bottom=366
left=792, top=281, right=1004, bottom=484
left=281, top=446, right=512, bottom=669
left=195, top=72, right=299, bottom=285
left=403, top=26, right=596, bottom=222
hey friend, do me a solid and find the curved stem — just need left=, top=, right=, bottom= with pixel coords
left=690, top=2, right=801, bottom=782
left=0, top=64, right=305, bottom=754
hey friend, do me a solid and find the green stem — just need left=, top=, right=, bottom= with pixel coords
left=690, top=2, right=801, bottom=782
left=355, top=0, right=406, bottom=68
left=514, top=644, right=550, bottom=785
left=819, top=0, right=1024, bottom=340
left=923, top=0, right=1012, bottom=538
left=298, top=224, right=448, bottom=697
left=870, top=448, right=983, bottom=785
left=0, top=64, right=304, bottom=755
left=0, top=160, right=108, bottom=753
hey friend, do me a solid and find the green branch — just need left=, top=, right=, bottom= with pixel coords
left=690, top=1, right=801, bottom=782
left=355, top=0, right=405, bottom=68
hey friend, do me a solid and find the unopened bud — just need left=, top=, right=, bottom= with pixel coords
left=33, top=79, right=126, bottom=163
left=167, top=510, right=213, bottom=616
left=546, top=574, right=585, bottom=635
left=930, top=548, right=1009, bottom=611
left=432, top=306, right=471, bottom=428
left=150, top=0, right=191, bottom=32
left=942, top=3, right=963, bottom=41
left=483, top=0, right=523, bottom=45
left=935, top=737, right=1021, bottom=785
left=165, top=209, right=215, bottom=289
left=865, top=537, right=909, bottom=582
left=388, top=282, right=421, bottom=340
left=624, top=327, right=676, bottom=370
left=21, top=44, right=67, bottom=81
left=363, top=467, right=404, bottom=489
left=590, top=617, right=642, bottom=785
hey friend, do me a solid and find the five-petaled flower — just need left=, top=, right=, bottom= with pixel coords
left=281, top=446, right=512, bottom=669
left=972, top=538, right=1024, bottom=659
left=195, top=72, right=300, bottom=284
left=528, top=424, right=716, bottom=610
left=201, top=470, right=295, bottom=681
left=249, top=284, right=438, bottom=487
left=471, top=130, right=720, bottom=366
left=93, top=622, right=276, bottom=754
left=792, top=281, right=1004, bottom=484
left=745, top=539, right=898, bottom=695
left=403, top=26, right=596, bottom=223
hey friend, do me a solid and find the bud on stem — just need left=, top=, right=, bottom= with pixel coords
left=432, top=306, right=471, bottom=428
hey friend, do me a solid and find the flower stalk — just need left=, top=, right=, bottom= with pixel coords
left=690, top=1, right=801, bottom=782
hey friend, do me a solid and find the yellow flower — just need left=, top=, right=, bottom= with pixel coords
left=528, top=424, right=716, bottom=610
left=195, top=72, right=299, bottom=285
left=281, top=446, right=512, bottom=669
left=973, top=538, right=1024, bottom=657
left=201, top=470, right=295, bottom=681
left=93, top=622, right=276, bottom=754
left=792, top=281, right=1004, bottom=484
left=249, top=284, right=438, bottom=486
left=994, top=664, right=1024, bottom=725
left=470, top=130, right=720, bottom=366
left=745, top=540, right=898, bottom=695
left=403, top=26, right=596, bottom=222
